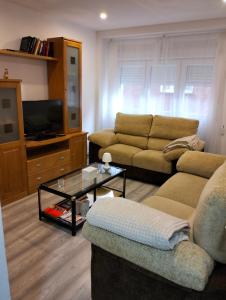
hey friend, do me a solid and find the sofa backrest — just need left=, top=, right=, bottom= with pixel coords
left=115, top=113, right=153, bottom=136
left=113, top=113, right=199, bottom=150
left=149, top=115, right=199, bottom=140
left=148, top=115, right=199, bottom=150
left=193, top=161, right=226, bottom=264
left=114, top=113, right=153, bottom=149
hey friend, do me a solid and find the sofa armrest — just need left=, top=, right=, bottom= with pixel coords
left=177, top=151, right=226, bottom=178
left=82, top=222, right=214, bottom=291
left=88, top=129, right=118, bottom=148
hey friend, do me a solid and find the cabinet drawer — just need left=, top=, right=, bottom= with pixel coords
left=28, top=163, right=71, bottom=193
left=27, top=150, right=71, bottom=175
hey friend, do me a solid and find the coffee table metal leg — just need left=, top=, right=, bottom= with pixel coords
left=123, top=171, right=126, bottom=198
left=71, top=197, right=76, bottom=236
left=94, top=188, right=97, bottom=202
left=38, top=187, right=42, bottom=220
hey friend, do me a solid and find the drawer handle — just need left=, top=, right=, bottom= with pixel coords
left=37, top=177, right=42, bottom=181
left=36, top=163, right=41, bottom=167
left=59, top=156, right=65, bottom=160
left=60, top=168, right=65, bottom=171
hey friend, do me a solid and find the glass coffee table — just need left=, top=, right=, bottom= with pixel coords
left=38, top=163, right=126, bottom=235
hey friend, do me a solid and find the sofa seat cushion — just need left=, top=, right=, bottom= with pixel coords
left=133, top=150, right=172, bottom=174
left=194, top=161, right=226, bottom=264
left=99, top=144, right=142, bottom=165
left=148, top=138, right=172, bottom=150
left=156, top=173, right=208, bottom=208
left=114, top=112, right=153, bottom=137
left=116, top=133, right=148, bottom=149
left=150, top=115, right=199, bottom=140
left=163, top=148, right=188, bottom=161
left=83, top=222, right=214, bottom=291
left=142, top=195, right=195, bottom=222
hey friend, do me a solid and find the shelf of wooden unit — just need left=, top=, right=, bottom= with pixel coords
left=25, top=132, right=87, bottom=149
left=0, top=49, right=58, bottom=61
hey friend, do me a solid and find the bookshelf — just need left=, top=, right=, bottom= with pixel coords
left=0, top=37, right=87, bottom=204
left=0, top=49, right=58, bottom=61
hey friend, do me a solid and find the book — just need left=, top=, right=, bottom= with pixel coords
left=33, top=39, right=41, bottom=55
left=44, top=207, right=65, bottom=218
left=55, top=195, right=88, bottom=211
left=20, top=36, right=33, bottom=52
left=59, top=210, right=85, bottom=224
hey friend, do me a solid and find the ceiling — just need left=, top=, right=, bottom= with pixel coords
left=8, top=0, right=226, bottom=31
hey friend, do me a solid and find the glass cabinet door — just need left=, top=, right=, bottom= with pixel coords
left=66, top=45, right=81, bottom=131
left=0, top=88, right=19, bottom=143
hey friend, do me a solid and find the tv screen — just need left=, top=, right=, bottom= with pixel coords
left=22, top=99, right=63, bottom=140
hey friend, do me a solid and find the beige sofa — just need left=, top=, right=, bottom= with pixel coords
left=83, top=151, right=226, bottom=299
left=89, top=113, right=200, bottom=184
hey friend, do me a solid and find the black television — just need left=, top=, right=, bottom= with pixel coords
left=22, top=99, right=63, bottom=140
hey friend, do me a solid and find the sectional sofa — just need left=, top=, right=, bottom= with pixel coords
left=83, top=150, right=226, bottom=299
left=89, top=113, right=201, bottom=184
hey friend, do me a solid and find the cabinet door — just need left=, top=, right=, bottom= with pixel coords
left=66, top=41, right=82, bottom=132
left=70, top=134, right=87, bottom=170
left=0, top=87, right=20, bottom=143
left=0, top=142, right=27, bottom=205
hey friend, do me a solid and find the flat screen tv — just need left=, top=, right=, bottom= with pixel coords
left=22, top=99, right=63, bottom=140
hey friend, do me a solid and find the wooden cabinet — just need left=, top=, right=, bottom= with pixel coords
left=26, top=132, right=87, bottom=193
left=0, top=80, right=27, bottom=204
left=47, top=37, right=82, bottom=134
left=70, top=134, right=87, bottom=170
left=0, top=38, right=87, bottom=204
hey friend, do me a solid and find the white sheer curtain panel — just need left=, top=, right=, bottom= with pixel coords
left=98, top=33, right=224, bottom=151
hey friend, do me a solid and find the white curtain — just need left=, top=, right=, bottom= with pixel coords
left=98, top=32, right=226, bottom=153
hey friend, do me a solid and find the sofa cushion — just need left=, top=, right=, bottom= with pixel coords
left=156, top=173, right=208, bottom=208
left=116, top=133, right=148, bottom=149
left=83, top=222, right=214, bottom=291
left=149, top=115, right=199, bottom=140
left=133, top=150, right=172, bottom=174
left=177, top=151, right=226, bottom=179
left=194, top=162, right=226, bottom=264
left=99, top=144, right=142, bottom=165
left=142, top=195, right=195, bottom=222
left=163, top=148, right=188, bottom=161
left=114, top=112, right=153, bottom=137
left=147, top=138, right=172, bottom=150
left=88, top=129, right=118, bottom=148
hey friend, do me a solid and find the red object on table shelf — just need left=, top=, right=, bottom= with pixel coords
left=44, top=207, right=64, bottom=217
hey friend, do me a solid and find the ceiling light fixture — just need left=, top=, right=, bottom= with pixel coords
left=223, top=0, right=226, bottom=3
left=100, top=12, right=107, bottom=20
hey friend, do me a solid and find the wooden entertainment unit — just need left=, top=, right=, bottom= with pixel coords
left=26, top=132, right=87, bottom=194
left=0, top=37, right=87, bottom=205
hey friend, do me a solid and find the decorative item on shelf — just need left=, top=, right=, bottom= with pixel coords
left=3, top=68, right=9, bottom=80
left=102, top=152, right=112, bottom=170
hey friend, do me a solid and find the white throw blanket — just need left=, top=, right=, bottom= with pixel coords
left=163, top=135, right=204, bottom=153
left=86, top=197, right=189, bottom=250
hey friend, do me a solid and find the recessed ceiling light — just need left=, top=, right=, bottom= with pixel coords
left=100, top=12, right=107, bottom=20
left=223, top=0, right=226, bottom=3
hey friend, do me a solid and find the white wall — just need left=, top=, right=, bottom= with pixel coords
left=0, top=1, right=97, bottom=134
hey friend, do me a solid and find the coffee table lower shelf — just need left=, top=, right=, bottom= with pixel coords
left=40, top=211, right=86, bottom=231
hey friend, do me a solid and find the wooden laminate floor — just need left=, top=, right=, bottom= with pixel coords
left=2, top=178, right=158, bottom=300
